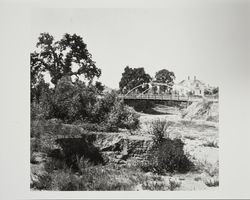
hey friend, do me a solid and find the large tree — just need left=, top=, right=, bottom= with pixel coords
left=155, top=69, right=175, bottom=93
left=119, top=66, right=152, bottom=94
left=31, top=33, right=101, bottom=87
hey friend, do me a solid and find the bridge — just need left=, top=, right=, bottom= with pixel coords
left=119, top=94, right=218, bottom=103
left=119, top=81, right=218, bottom=104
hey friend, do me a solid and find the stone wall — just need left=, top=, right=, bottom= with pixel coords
left=89, top=132, right=154, bottom=165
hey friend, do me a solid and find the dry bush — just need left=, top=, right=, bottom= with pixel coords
left=49, top=165, right=145, bottom=191
left=195, top=159, right=219, bottom=177
left=141, top=175, right=166, bottom=190
left=148, top=119, right=174, bottom=142
left=194, top=159, right=219, bottom=187
left=203, top=139, right=219, bottom=148
left=204, top=177, right=219, bottom=187
left=141, top=119, right=193, bottom=174
left=168, top=177, right=182, bottom=191
left=50, top=169, right=80, bottom=191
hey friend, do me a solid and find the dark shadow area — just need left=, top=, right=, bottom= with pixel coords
left=48, top=134, right=104, bottom=170
left=125, top=100, right=173, bottom=115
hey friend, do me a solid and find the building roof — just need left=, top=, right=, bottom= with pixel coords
left=178, top=78, right=206, bottom=88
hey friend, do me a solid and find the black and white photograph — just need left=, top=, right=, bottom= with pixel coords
left=1, top=0, right=250, bottom=199
left=30, top=6, right=220, bottom=192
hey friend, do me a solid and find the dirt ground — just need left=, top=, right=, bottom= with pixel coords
left=138, top=103, right=219, bottom=190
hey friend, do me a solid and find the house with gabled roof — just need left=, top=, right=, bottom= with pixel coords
left=173, top=76, right=207, bottom=97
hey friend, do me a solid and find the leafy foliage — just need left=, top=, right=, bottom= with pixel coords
left=31, top=76, right=104, bottom=123
left=50, top=77, right=101, bottom=123
left=105, top=100, right=140, bottom=132
left=31, top=33, right=101, bottom=86
left=119, top=66, right=152, bottom=94
left=89, top=90, right=118, bottom=123
left=212, top=87, right=219, bottom=96
left=204, top=86, right=219, bottom=96
left=155, top=69, right=175, bottom=93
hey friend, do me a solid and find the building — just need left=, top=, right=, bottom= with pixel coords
left=173, top=76, right=207, bottom=97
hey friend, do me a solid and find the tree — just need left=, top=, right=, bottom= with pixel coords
left=155, top=69, right=175, bottom=93
left=31, top=76, right=51, bottom=103
left=31, top=33, right=101, bottom=86
left=94, top=81, right=105, bottom=94
left=212, top=87, right=219, bottom=96
left=119, top=66, right=152, bottom=94
left=49, top=76, right=100, bottom=122
left=204, top=88, right=212, bottom=95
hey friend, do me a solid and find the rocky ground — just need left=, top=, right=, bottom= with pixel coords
left=30, top=101, right=219, bottom=191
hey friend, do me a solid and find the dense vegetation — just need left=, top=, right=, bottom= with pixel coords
left=119, top=66, right=176, bottom=94
left=31, top=33, right=139, bottom=131
left=30, top=33, right=197, bottom=191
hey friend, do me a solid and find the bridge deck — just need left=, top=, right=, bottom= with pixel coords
left=119, top=94, right=218, bottom=102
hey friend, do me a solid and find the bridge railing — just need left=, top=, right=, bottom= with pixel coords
left=119, top=94, right=219, bottom=102
left=120, top=94, right=189, bottom=101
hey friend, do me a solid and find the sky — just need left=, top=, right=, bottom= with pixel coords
left=30, top=1, right=249, bottom=89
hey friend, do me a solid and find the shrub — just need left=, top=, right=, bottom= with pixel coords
left=49, top=165, right=144, bottom=191
left=168, top=177, right=182, bottom=191
left=194, top=176, right=202, bottom=181
left=203, top=139, right=219, bottom=148
left=206, top=115, right=219, bottom=122
left=120, top=105, right=140, bottom=130
left=44, top=157, right=68, bottom=173
left=204, top=177, right=219, bottom=187
left=89, top=90, right=117, bottom=123
left=54, top=135, right=104, bottom=170
left=51, top=169, right=80, bottom=191
left=30, top=118, right=62, bottom=155
left=79, top=122, right=107, bottom=132
left=50, top=78, right=86, bottom=123
left=141, top=174, right=166, bottom=190
left=30, top=118, right=46, bottom=154
left=150, top=119, right=174, bottom=144
left=195, top=160, right=219, bottom=178
left=31, top=102, right=45, bottom=120
left=81, top=99, right=139, bottom=132
left=30, top=165, right=52, bottom=190
left=33, top=77, right=101, bottom=123
left=105, top=100, right=140, bottom=132
left=141, top=120, right=193, bottom=174
left=142, top=138, right=193, bottom=174
left=31, top=76, right=140, bottom=134
left=30, top=116, right=47, bottom=138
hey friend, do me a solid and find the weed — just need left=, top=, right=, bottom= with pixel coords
left=195, top=159, right=219, bottom=181
left=169, top=177, right=182, bottom=191
left=149, top=119, right=174, bottom=143
left=203, top=139, right=219, bottom=148
left=204, top=177, right=219, bottom=187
